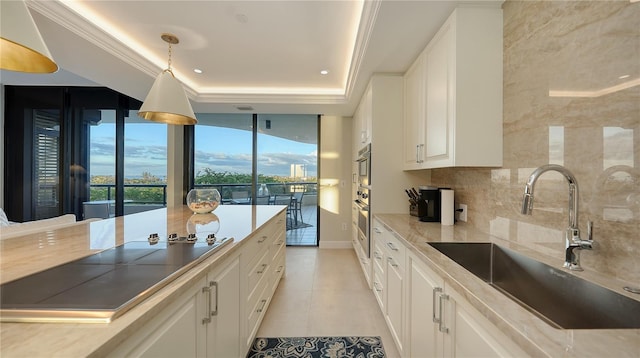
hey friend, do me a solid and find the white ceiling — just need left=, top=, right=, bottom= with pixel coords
left=0, top=1, right=501, bottom=116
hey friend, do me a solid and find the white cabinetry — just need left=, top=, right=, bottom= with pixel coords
left=403, top=54, right=427, bottom=169
left=110, top=211, right=286, bottom=358
left=108, top=254, right=241, bottom=358
left=407, top=251, right=528, bottom=358
left=371, top=218, right=405, bottom=356
left=241, top=211, right=287, bottom=351
left=354, top=83, right=373, bottom=146
left=403, top=7, right=503, bottom=170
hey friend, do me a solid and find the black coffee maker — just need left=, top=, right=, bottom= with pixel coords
left=409, top=187, right=444, bottom=222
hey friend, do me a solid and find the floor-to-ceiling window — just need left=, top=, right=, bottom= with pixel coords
left=3, top=86, right=142, bottom=222
left=191, top=113, right=319, bottom=246
left=256, top=114, right=318, bottom=245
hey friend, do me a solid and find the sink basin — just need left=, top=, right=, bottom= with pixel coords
left=428, top=242, right=640, bottom=329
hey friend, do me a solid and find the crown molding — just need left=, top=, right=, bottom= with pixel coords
left=26, top=0, right=374, bottom=106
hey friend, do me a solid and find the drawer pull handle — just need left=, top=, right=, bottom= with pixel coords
left=202, top=285, right=212, bottom=324
left=258, top=236, right=268, bottom=243
left=387, top=242, right=398, bottom=251
left=432, top=287, right=443, bottom=324
left=374, top=252, right=383, bottom=260
left=438, top=293, right=450, bottom=333
left=276, top=265, right=284, bottom=273
left=374, top=227, right=382, bottom=234
left=210, top=281, right=218, bottom=317
left=257, top=264, right=268, bottom=274
left=257, top=299, right=267, bottom=313
left=373, top=282, right=383, bottom=292
left=387, top=257, right=398, bottom=267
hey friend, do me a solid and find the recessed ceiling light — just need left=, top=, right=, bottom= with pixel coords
left=193, top=68, right=203, bottom=74
left=320, top=70, right=329, bottom=75
left=618, top=74, right=630, bottom=79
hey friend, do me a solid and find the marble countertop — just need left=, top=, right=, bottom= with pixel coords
left=374, top=214, right=640, bottom=358
left=0, top=205, right=285, bottom=357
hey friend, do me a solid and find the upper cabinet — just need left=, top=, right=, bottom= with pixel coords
left=403, top=7, right=503, bottom=170
left=356, top=82, right=373, bottom=147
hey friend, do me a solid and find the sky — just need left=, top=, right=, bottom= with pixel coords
left=89, top=123, right=318, bottom=179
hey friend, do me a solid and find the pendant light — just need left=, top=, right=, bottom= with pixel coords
left=0, top=0, right=58, bottom=73
left=138, top=33, right=197, bottom=125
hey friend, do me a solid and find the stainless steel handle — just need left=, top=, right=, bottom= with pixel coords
left=373, top=227, right=382, bottom=234
left=374, top=281, right=383, bottom=292
left=202, top=285, right=212, bottom=324
left=374, top=251, right=382, bottom=260
left=276, top=265, right=284, bottom=273
left=257, top=299, right=267, bottom=313
left=438, top=293, right=449, bottom=333
left=258, top=235, right=268, bottom=243
left=432, top=287, right=442, bottom=323
left=257, top=263, right=268, bottom=274
left=210, top=281, right=218, bottom=317
left=416, top=145, right=420, bottom=163
left=275, top=239, right=284, bottom=246
left=387, top=257, right=398, bottom=267
left=419, top=144, right=425, bottom=163
left=387, top=242, right=398, bottom=251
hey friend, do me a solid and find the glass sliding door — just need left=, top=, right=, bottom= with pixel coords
left=87, top=110, right=117, bottom=219
left=193, top=114, right=253, bottom=202
left=123, top=111, right=167, bottom=215
left=257, top=114, right=318, bottom=246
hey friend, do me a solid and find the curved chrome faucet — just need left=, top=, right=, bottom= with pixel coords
left=521, top=164, right=593, bottom=271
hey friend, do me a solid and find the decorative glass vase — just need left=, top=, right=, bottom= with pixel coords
left=258, top=183, right=269, bottom=196
left=186, top=188, right=221, bottom=214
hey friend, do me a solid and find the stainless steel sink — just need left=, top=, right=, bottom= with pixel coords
left=428, top=242, right=640, bottom=329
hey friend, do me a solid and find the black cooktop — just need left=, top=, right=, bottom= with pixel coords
left=0, top=238, right=232, bottom=322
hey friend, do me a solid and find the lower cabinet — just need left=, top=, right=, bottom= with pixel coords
left=371, top=219, right=405, bottom=356
left=407, top=252, right=528, bottom=358
left=108, top=255, right=241, bottom=358
left=110, top=211, right=286, bottom=358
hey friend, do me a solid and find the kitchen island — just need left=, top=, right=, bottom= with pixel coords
left=0, top=205, right=287, bottom=357
left=374, top=214, right=640, bottom=358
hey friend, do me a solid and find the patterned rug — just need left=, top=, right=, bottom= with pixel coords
left=247, top=336, right=386, bottom=358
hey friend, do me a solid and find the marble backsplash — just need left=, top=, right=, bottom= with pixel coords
left=428, top=1, right=639, bottom=285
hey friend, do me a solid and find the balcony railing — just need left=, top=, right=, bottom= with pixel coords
left=88, top=182, right=317, bottom=206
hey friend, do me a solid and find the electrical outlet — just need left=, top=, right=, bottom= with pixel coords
left=458, top=204, right=468, bottom=222
left=342, top=223, right=347, bottom=231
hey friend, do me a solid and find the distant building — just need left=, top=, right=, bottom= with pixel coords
left=290, top=164, right=307, bottom=179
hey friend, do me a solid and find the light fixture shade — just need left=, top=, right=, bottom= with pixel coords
left=138, top=70, right=197, bottom=125
left=0, top=0, right=57, bottom=73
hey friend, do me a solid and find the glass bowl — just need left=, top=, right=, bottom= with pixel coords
left=186, top=188, right=221, bottom=214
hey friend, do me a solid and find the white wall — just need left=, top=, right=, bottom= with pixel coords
left=319, top=115, right=353, bottom=248
left=166, top=125, right=184, bottom=208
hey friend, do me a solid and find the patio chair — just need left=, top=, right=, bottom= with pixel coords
left=289, top=192, right=304, bottom=225
left=272, top=194, right=293, bottom=222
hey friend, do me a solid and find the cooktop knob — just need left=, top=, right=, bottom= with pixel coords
left=148, top=233, right=159, bottom=245
left=168, top=233, right=178, bottom=242
left=187, top=233, right=197, bottom=243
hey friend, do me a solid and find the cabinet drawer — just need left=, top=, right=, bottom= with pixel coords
left=372, top=238, right=385, bottom=277
left=372, top=271, right=385, bottom=310
left=247, top=248, right=270, bottom=298
left=247, top=279, right=269, bottom=344
left=372, top=220, right=405, bottom=267
left=270, top=230, right=286, bottom=262
left=270, top=249, right=286, bottom=293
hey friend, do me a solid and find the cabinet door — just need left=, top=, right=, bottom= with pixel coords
left=385, top=256, right=404, bottom=354
left=109, top=277, right=206, bottom=358
left=425, top=21, right=452, bottom=165
left=447, top=287, right=528, bottom=358
left=207, top=257, right=241, bottom=358
left=360, top=84, right=373, bottom=145
left=403, top=54, right=425, bottom=169
left=408, top=255, right=443, bottom=358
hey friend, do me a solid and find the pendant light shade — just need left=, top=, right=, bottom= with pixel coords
left=0, top=0, right=57, bottom=73
left=138, top=34, right=197, bottom=125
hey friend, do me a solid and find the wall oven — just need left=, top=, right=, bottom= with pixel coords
left=355, top=143, right=371, bottom=257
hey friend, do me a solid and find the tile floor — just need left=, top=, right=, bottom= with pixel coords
left=286, top=205, right=318, bottom=246
left=256, top=247, right=400, bottom=357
